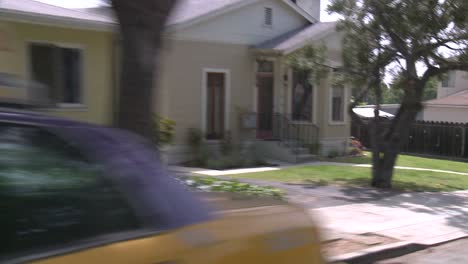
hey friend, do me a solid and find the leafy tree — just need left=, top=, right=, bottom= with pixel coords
left=111, top=0, right=177, bottom=137
left=291, top=0, right=468, bottom=188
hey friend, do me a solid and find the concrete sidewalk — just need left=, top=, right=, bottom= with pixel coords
left=313, top=190, right=468, bottom=262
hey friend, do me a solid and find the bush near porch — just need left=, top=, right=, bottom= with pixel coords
left=184, top=128, right=271, bottom=170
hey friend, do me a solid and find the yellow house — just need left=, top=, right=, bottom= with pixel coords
left=0, top=0, right=116, bottom=125
left=0, top=0, right=352, bottom=163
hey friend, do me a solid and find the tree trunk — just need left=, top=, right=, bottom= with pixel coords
left=369, top=101, right=421, bottom=188
left=112, top=0, right=176, bottom=137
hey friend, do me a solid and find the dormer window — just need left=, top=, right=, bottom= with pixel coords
left=264, top=7, right=273, bottom=26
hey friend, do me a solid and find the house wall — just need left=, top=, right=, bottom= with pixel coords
left=0, top=21, right=115, bottom=125
left=423, top=106, right=468, bottom=123
left=155, top=38, right=255, bottom=149
left=171, top=0, right=309, bottom=45
left=294, top=0, right=321, bottom=21
left=437, top=70, right=468, bottom=98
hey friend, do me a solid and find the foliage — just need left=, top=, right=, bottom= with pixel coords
left=220, top=131, right=234, bottom=155
left=184, top=131, right=269, bottom=170
left=185, top=177, right=284, bottom=198
left=327, top=149, right=340, bottom=159
left=186, top=128, right=209, bottom=167
left=348, top=137, right=364, bottom=156
left=293, top=0, right=468, bottom=188
left=152, top=115, right=175, bottom=147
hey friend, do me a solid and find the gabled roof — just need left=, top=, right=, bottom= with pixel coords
left=425, top=89, right=468, bottom=107
left=255, top=21, right=338, bottom=54
left=0, top=0, right=316, bottom=32
left=0, top=0, right=114, bottom=30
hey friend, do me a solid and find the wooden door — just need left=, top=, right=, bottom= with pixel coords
left=257, top=75, right=274, bottom=139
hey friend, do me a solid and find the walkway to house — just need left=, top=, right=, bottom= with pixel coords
left=169, top=161, right=468, bottom=177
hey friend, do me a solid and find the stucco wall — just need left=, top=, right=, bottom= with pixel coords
left=172, top=0, right=309, bottom=45
left=423, top=106, right=468, bottom=123
left=437, top=70, right=468, bottom=98
left=0, top=21, right=114, bottom=125
left=156, top=38, right=254, bottom=145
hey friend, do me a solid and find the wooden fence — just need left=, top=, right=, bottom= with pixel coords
left=351, top=120, right=468, bottom=158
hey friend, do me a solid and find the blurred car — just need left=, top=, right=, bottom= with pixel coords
left=0, top=109, right=323, bottom=264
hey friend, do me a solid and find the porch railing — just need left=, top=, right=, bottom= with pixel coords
left=245, top=112, right=320, bottom=158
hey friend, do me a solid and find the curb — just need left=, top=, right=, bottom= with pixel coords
left=328, top=241, right=426, bottom=264
left=328, top=235, right=468, bottom=264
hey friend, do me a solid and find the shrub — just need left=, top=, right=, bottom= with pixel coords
left=186, top=128, right=209, bottom=167
left=327, top=149, right=340, bottom=158
left=152, top=115, right=176, bottom=147
left=220, top=131, right=234, bottom=155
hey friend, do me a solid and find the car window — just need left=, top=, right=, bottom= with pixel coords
left=0, top=123, right=141, bottom=260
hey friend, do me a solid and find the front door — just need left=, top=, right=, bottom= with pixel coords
left=257, top=74, right=274, bottom=139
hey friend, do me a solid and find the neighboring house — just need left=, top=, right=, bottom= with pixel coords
left=423, top=70, right=468, bottom=123
left=0, top=0, right=351, bottom=163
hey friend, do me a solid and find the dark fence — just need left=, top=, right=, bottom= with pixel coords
left=352, top=120, right=468, bottom=158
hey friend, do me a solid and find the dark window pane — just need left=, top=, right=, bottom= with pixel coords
left=29, top=44, right=82, bottom=104
left=257, top=60, right=273, bottom=73
left=206, top=73, right=225, bottom=139
left=292, top=70, right=313, bottom=121
left=62, top=48, right=81, bottom=103
left=332, top=86, right=344, bottom=122
left=0, top=124, right=139, bottom=259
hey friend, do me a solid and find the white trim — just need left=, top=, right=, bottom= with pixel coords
left=329, top=84, right=348, bottom=126
left=26, top=41, right=86, bottom=107
left=166, top=0, right=316, bottom=33
left=201, top=68, right=231, bottom=136
left=281, top=0, right=317, bottom=23
left=0, top=10, right=114, bottom=32
left=166, top=0, right=259, bottom=32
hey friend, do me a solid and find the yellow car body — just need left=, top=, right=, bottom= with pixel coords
left=0, top=112, right=323, bottom=264
left=33, top=206, right=322, bottom=264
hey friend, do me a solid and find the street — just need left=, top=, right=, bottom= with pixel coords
left=378, top=238, right=468, bottom=264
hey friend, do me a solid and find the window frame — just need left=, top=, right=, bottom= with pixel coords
left=26, top=41, right=85, bottom=108
left=329, top=85, right=347, bottom=125
left=201, top=68, right=231, bottom=141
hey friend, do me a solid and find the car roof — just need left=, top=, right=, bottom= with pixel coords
left=0, top=109, right=212, bottom=230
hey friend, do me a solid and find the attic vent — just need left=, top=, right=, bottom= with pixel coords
left=264, top=7, right=273, bottom=26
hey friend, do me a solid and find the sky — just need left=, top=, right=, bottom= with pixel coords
left=35, top=0, right=340, bottom=22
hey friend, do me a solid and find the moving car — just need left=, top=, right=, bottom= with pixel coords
left=0, top=109, right=323, bottom=264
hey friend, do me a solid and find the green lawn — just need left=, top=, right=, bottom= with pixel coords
left=323, top=152, right=468, bottom=173
left=228, top=165, right=468, bottom=192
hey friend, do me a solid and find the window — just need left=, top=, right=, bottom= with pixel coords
left=331, top=86, right=345, bottom=122
left=30, top=43, right=82, bottom=105
left=257, top=60, right=274, bottom=73
left=206, top=72, right=226, bottom=139
left=0, top=124, right=139, bottom=260
left=441, top=71, right=456, bottom=88
left=291, top=69, right=313, bottom=121
left=264, top=7, right=273, bottom=26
